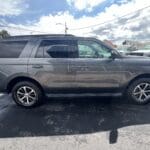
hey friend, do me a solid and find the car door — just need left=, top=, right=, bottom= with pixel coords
left=28, top=39, right=77, bottom=93
left=69, top=39, right=124, bottom=92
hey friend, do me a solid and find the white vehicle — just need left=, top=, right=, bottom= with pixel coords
left=118, top=45, right=150, bottom=57
left=126, top=49, right=150, bottom=57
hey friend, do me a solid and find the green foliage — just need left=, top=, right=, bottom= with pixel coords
left=0, top=30, right=10, bottom=39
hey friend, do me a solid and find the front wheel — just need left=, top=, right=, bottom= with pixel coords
left=12, top=81, right=43, bottom=108
left=127, top=78, right=150, bottom=105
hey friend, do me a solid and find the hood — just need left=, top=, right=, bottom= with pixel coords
left=122, top=55, right=149, bottom=59
left=121, top=55, right=150, bottom=65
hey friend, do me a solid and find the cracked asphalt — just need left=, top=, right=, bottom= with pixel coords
left=0, top=94, right=150, bottom=150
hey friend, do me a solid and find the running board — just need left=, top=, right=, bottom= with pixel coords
left=46, top=93, right=122, bottom=98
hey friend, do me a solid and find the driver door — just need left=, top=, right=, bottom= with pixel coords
left=69, top=39, right=123, bottom=91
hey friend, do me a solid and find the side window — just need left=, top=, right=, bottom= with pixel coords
left=78, top=40, right=112, bottom=58
left=92, top=42, right=112, bottom=58
left=36, top=40, right=77, bottom=58
left=0, top=41, right=27, bottom=58
left=78, top=42, right=97, bottom=58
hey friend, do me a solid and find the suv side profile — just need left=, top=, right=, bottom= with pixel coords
left=0, top=34, right=150, bottom=108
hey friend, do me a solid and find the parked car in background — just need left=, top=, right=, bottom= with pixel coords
left=118, top=45, right=150, bottom=57
left=0, top=34, right=150, bottom=108
left=126, top=49, right=150, bottom=57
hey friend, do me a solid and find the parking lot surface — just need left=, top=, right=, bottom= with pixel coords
left=0, top=94, right=150, bottom=150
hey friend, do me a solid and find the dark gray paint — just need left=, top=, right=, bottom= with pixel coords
left=0, top=35, right=150, bottom=96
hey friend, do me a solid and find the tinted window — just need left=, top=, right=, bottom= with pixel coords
left=36, top=40, right=77, bottom=58
left=78, top=40, right=112, bottom=58
left=0, top=41, right=27, bottom=58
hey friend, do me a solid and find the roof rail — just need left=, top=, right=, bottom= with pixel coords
left=3, top=34, right=74, bottom=39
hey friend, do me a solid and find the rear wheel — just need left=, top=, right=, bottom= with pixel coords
left=12, top=81, right=43, bottom=108
left=127, top=78, right=150, bottom=104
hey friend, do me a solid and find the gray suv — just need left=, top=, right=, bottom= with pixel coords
left=0, top=34, right=150, bottom=108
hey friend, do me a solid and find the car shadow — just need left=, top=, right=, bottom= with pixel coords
left=0, top=95, right=150, bottom=144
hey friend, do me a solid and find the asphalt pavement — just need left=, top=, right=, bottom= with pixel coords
left=0, top=94, right=150, bottom=150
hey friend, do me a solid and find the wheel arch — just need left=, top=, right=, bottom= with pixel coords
left=7, top=76, right=44, bottom=94
left=126, top=73, right=150, bottom=91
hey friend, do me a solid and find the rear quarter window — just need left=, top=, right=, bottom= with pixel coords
left=0, top=41, right=28, bottom=58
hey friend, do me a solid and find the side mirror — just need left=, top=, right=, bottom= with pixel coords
left=110, top=51, right=118, bottom=59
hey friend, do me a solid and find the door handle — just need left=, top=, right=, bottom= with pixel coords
left=71, top=66, right=89, bottom=71
left=32, top=65, right=43, bottom=69
left=80, top=67, right=89, bottom=71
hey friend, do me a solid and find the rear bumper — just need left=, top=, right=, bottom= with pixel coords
left=0, top=77, right=7, bottom=93
left=0, top=82, right=7, bottom=93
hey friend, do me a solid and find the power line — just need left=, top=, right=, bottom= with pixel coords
left=69, top=5, right=150, bottom=31
left=82, top=15, right=150, bottom=35
left=0, top=5, right=149, bottom=34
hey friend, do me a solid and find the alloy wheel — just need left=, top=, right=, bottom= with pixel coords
left=16, top=86, right=37, bottom=106
left=133, top=83, right=150, bottom=102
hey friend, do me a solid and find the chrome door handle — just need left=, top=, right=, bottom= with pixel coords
left=32, top=65, right=43, bottom=69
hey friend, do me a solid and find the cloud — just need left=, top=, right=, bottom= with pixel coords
left=1, top=0, right=150, bottom=43
left=0, top=0, right=28, bottom=16
left=66, top=0, right=106, bottom=12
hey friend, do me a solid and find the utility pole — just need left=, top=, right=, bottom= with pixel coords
left=65, top=22, right=68, bottom=34
left=56, top=22, right=69, bottom=34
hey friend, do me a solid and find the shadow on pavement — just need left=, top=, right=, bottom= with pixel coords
left=0, top=95, right=150, bottom=144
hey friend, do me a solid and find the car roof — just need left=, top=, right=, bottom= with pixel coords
left=0, top=34, right=102, bottom=41
left=0, top=34, right=114, bottom=50
left=0, top=34, right=78, bottom=41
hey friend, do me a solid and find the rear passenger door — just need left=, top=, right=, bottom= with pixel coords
left=28, top=39, right=77, bottom=93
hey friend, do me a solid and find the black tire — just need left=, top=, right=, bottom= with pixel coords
left=127, top=78, right=150, bottom=105
left=12, top=81, right=43, bottom=108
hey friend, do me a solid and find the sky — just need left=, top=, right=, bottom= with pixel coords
left=0, top=0, right=149, bottom=43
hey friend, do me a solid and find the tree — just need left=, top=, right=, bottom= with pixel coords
left=0, top=30, right=10, bottom=39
